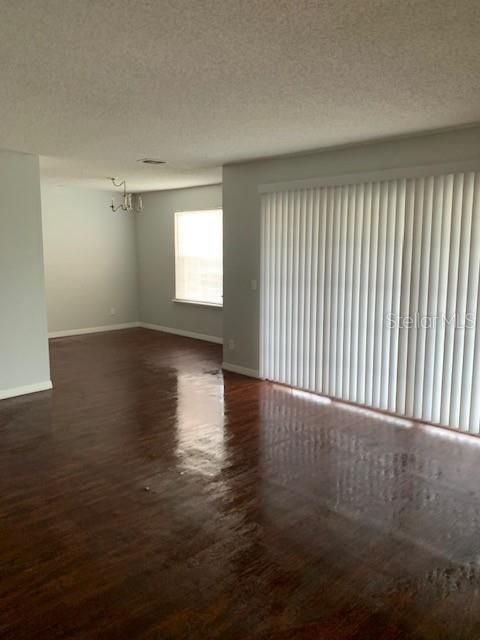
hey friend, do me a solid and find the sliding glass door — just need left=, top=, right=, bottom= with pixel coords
left=260, top=172, right=480, bottom=433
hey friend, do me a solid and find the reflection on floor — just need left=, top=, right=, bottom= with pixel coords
left=0, top=327, right=479, bottom=639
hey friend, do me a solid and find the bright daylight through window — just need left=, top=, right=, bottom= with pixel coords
left=174, top=209, right=223, bottom=306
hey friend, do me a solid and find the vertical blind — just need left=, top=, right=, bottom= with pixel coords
left=260, top=171, right=480, bottom=433
left=175, top=209, right=223, bottom=305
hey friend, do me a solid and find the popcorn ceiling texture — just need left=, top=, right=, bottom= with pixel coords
left=0, top=0, right=479, bottom=190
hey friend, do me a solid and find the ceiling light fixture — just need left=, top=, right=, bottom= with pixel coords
left=109, top=178, right=143, bottom=213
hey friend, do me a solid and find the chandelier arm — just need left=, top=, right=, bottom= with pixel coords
left=109, top=178, right=140, bottom=213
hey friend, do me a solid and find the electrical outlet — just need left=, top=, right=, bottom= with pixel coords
left=250, top=279, right=257, bottom=291
left=110, top=307, right=116, bottom=315
left=228, top=338, right=235, bottom=350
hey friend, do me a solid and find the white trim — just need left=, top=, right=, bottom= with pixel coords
left=222, top=362, right=259, bottom=378
left=48, top=322, right=140, bottom=339
left=0, top=380, right=53, bottom=401
left=258, top=158, right=480, bottom=193
left=174, top=207, right=223, bottom=214
left=140, top=322, right=223, bottom=345
left=172, top=298, right=222, bottom=309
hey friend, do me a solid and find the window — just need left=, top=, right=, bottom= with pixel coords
left=174, top=209, right=223, bottom=306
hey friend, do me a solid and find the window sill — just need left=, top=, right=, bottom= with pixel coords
left=172, top=298, right=223, bottom=309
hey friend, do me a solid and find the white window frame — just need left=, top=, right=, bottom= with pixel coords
left=173, top=208, right=223, bottom=308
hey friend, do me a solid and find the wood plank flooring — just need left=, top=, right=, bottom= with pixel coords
left=1, top=328, right=480, bottom=639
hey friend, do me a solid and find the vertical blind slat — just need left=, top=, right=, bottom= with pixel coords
left=396, top=179, right=415, bottom=415
left=304, top=191, right=313, bottom=390
left=350, top=184, right=362, bottom=401
left=330, top=188, right=341, bottom=396
left=431, top=175, right=453, bottom=423
left=323, top=189, right=334, bottom=394
left=440, top=173, right=464, bottom=425
left=357, top=183, right=371, bottom=404
left=459, top=175, right=480, bottom=430
left=315, top=190, right=327, bottom=393
left=468, top=176, right=480, bottom=433
left=366, top=183, right=380, bottom=406
left=344, top=184, right=355, bottom=400
left=310, top=191, right=320, bottom=390
left=373, top=181, right=388, bottom=408
left=388, top=179, right=405, bottom=412
left=423, top=175, right=443, bottom=419
left=336, top=187, right=348, bottom=398
left=450, top=173, right=474, bottom=428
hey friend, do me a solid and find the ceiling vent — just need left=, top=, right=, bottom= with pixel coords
left=139, top=159, right=166, bottom=165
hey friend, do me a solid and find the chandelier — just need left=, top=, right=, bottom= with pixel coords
left=109, top=178, right=143, bottom=213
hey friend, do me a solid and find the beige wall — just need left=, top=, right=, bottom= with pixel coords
left=223, top=125, right=480, bottom=372
left=0, top=150, right=51, bottom=397
left=136, top=184, right=223, bottom=340
left=41, top=185, right=138, bottom=333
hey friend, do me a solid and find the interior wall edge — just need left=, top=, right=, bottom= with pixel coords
left=0, top=150, right=51, bottom=392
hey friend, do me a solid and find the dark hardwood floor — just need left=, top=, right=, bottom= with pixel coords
left=1, top=328, right=480, bottom=639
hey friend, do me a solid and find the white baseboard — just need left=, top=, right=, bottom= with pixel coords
left=222, top=362, right=259, bottom=378
left=140, top=322, right=223, bottom=345
left=0, top=380, right=53, bottom=401
left=49, top=322, right=140, bottom=339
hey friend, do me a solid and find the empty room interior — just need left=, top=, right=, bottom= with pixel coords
left=2, top=1, right=480, bottom=638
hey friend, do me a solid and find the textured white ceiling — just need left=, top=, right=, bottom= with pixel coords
left=0, top=0, right=479, bottom=191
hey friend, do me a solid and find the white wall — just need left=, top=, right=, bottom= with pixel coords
left=137, top=184, right=223, bottom=340
left=0, top=150, right=51, bottom=398
left=223, top=125, right=480, bottom=372
left=41, top=185, right=139, bottom=333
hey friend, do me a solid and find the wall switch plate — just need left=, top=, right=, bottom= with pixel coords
left=110, top=307, right=116, bottom=315
left=250, top=279, right=257, bottom=290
